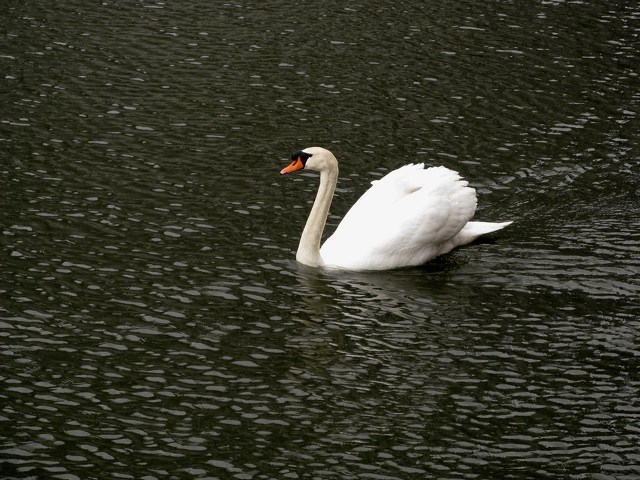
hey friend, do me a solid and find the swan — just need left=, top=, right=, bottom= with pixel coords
left=280, top=147, right=512, bottom=270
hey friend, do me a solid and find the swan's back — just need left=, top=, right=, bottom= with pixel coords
left=320, top=163, right=483, bottom=270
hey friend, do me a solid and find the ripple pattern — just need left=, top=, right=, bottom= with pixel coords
left=1, top=0, right=639, bottom=479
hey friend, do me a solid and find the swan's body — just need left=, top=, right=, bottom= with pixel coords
left=280, top=147, right=512, bottom=271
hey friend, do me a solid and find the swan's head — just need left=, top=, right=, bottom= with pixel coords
left=280, top=147, right=338, bottom=175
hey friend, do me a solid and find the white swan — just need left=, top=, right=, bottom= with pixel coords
left=280, top=147, right=512, bottom=270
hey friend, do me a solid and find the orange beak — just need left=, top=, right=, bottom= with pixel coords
left=280, top=156, right=305, bottom=175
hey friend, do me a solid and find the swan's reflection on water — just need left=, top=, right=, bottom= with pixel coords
left=290, top=250, right=484, bottom=319
left=281, top=254, right=490, bottom=372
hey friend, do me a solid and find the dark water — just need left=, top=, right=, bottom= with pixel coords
left=1, top=1, right=639, bottom=479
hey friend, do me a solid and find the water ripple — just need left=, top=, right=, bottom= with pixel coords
left=2, top=0, right=640, bottom=479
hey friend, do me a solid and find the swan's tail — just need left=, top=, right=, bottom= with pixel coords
left=453, top=221, right=513, bottom=246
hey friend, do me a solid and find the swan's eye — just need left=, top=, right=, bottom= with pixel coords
left=291, top=150, right=313, bottom=166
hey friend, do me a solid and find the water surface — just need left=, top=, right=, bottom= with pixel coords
left=1, top=1, right=639, bottom=479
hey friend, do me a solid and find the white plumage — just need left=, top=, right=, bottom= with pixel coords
left=281, top=147, right=511, bottom=271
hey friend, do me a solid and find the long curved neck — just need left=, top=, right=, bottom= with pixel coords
left=296, top=166, right=338, bottom=267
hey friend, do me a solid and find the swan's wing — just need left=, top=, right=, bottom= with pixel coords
left=334, top=163, right=429, bottom=228
left=321, top=164, right=477, bottom=270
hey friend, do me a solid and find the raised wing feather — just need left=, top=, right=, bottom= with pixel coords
left=320, top=164, right=477, bottom=270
